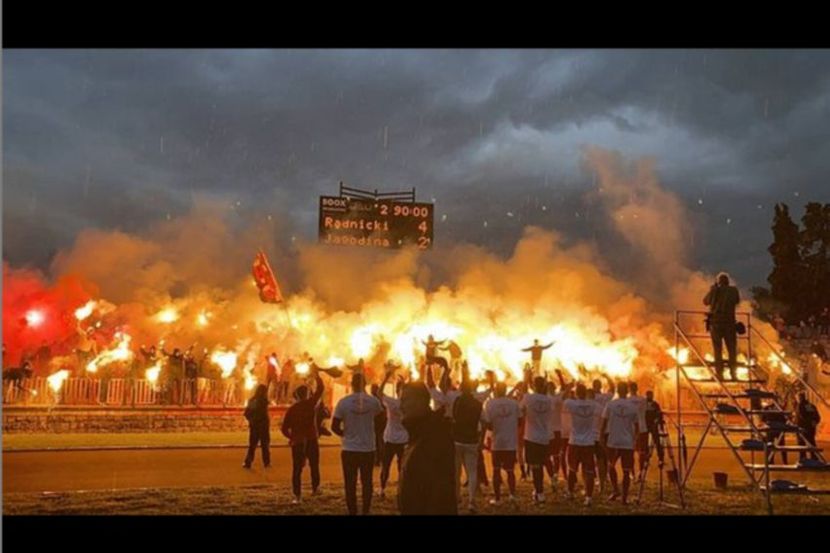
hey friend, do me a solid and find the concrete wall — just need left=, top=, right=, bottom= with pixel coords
left=2, top=406, right=288, bottom=433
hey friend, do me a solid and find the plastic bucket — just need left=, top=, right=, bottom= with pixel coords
left=713, top=472, right=728, bottom=489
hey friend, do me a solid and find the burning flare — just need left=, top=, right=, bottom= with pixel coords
left=210, top=349, right=238, bottom=378
left=25, top=309, right=44, bottom=328
left=145, top=361, right=162, bottom=384
left=86, top=332, right=133, bottom=373
left=74, top=300, right=97, bottom=321
left=156, top=307, right=179, bottom=324
left=47, top=370, right=70, bottom=392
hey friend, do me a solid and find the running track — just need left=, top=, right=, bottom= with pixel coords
left=2, top=445, right=765, bottom=494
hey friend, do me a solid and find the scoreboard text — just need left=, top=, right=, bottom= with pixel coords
left=318, top=196, right=434, bottom=250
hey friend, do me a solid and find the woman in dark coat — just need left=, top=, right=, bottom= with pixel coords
left=397, top=382, right=457, bottom=515
left=243, top=384, right=271, bottom=468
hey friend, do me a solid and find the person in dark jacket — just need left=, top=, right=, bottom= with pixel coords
left=371, top=383, right=388, bottom=466
left=796, top=392, right=822, bottom=461
left=281, top=369, right=324, bottom=503
left=397, top=381, right=457, bottom=515
left=703, top=272, right=741, bottom=381
left=162, top=347, right=186, bottom=404
left=243, top=384, right=271, bottom=469
left=644, top=391, right=664, bottom=464
left=453, top=367, right=484, bottom=513
left=184, top=349, right=199, bottom=404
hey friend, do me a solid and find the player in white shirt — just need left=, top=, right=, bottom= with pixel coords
left=628, top=381, right=649, bottom=479
left=482, top=382, right=521, bottom=505
left=600, top=381, right=640, bottom=505
left=509, top=380, right=529, bottom=481
left=564, top=383, right=601, bottom=506
left=547, top=380, right=566, bottom=489
left=377, top=368, right=409, bottom=498
left=554, top=369, right=574, bottom=482
left=332, top=372, right=384, bottom=515
left=591, top=376, right=615, bottom=494
left=520, top=375, right=554, bottom=503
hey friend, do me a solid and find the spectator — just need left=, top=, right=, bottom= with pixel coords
left=184, top=349, right=199, bottom=405
left=265, top=352, right=279, bottom=403
left=819, top=307, right=830, bottom=337
left=451, top=366, right=484, bottom=513
left=278, top=357, right=294, bottom=403
left=773, top=314, right=788, bottom=341
left=242, top=384, right=270, bottom=469
left=703, top=272, right=740, bottom=380
left=795, top=392, right=821, bottom=462
left=162, top=347, right=185, bottom=405
left=439, top=340, right=464, bottom=377
left=799, top=320, right=809, bottom=340
left=812, top=340, right=829, bottom=364
left=280, top=369, right=324, bottom=503
left=421, top=335, right=449, bottom=373
left=644, top=391, right=664, bottom=466
left=371, top=383, right=388, bottom=467
left=397, top=382, right=456, bottom=515
left=521, top=339, right=555, bottom=376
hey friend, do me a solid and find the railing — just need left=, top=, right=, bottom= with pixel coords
left=1, top=377, right=287, bottom=407
left=750, top=325, right=830, bottom=410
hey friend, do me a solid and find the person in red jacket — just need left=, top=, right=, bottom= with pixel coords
left=281, top=368, right=324, bottom=504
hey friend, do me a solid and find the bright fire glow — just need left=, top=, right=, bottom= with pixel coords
left=86, top=332, right=133, bottom=373
left=295, top=362, right=310, bottom=375
left=350, top=325, right=380, bottom=359
left=156, top=307, right=179, bottom=324
left=145, top=362, right=162, bottom=383
left=74, top=300, right=97, bottom=321
left=210, top=349, right=238, bottom=378
left=196, top=311, right=210, bottom=327
left=47, top=370, right=70, bottom=392
left=244, top=372, right=258, bottom=390
left=767, top=352, right=793, bottom=375
left=25, top=309, right=45, bottom=328
left=666, top=347, right=690, bottom=365
left=326, top=356, right=344, bottom=367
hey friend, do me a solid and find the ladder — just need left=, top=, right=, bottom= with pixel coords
left=673, top=310, right=830, bottom=514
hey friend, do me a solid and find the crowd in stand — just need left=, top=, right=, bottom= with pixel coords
left=772, top=307, right=830, bottom=341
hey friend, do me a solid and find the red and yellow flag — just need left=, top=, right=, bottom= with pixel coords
left=252, top=250, right=283, bottom=304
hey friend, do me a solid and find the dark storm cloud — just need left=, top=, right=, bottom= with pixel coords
left=4, top=49, right=830, bottom=284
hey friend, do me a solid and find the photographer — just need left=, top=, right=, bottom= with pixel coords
left=644, top=391, right=664, bottom=465
left=703, top=272, right=741, bottom=381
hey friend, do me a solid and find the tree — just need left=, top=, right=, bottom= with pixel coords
left=766, top=203, right=804, bottom=320
left=800, top=202, right=830, bottom=314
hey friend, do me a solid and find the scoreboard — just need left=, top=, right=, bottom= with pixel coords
left=318, top=195, right=434, bottom=250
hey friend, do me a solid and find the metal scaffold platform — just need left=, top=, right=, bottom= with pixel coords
left=672, top=310, right=830, bottom=514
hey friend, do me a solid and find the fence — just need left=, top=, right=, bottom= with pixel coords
left=1, top=377, right=268, bottom=407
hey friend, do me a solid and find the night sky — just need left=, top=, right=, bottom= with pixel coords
left=4, top=49, right=830, bottom=286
